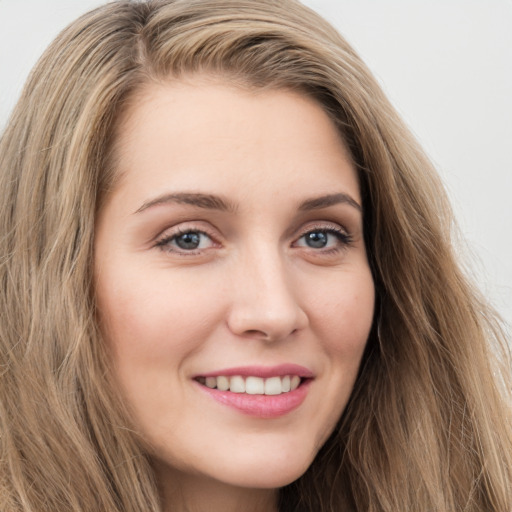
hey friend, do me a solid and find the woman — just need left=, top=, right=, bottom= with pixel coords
left=0, top=1, right=510, bottom=511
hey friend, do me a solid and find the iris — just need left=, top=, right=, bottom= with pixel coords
left=305, top=231, right=328, bottom=248
left=175, top=232, right=202, bottom=250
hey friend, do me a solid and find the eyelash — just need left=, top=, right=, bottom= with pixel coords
left=295, top=224, right=354, bottom=254
left=155, top=227, right=217, bottom=254
left=154, top=223, right=353, bottom=255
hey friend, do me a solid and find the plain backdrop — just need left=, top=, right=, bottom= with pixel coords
left=0, top=0, right=511, bottom=330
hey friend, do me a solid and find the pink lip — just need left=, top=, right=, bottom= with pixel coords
left=196, top=364, right=314, bottom=379
left=197, top=382, right=311, bottom=418
left=194, top=364, right=314, bottom=418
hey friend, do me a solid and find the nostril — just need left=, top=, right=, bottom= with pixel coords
left=244, top=329, right=270, bottom=339
left=238, top=327, right=302, bottom=342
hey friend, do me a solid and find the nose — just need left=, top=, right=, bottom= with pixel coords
left=225, top=248, right=309, bottom=342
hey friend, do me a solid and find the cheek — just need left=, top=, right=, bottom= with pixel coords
left=95, top=268, right=227, bottom=439
left=310, top=269, right=375, bottom=354
left=303, top=268, right=374, bottom=433
left=95, top=266, right=223, bottom=371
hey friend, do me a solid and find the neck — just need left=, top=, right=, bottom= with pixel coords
left=154, top=462, right=279, bottom=512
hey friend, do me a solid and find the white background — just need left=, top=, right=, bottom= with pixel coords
left=1, top=1, right=511, bottom=330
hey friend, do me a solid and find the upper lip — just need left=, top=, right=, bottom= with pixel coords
left=196, top=364, right=314, bottom=379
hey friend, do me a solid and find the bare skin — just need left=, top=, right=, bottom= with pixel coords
left=95, top=76, right=374, bottom=511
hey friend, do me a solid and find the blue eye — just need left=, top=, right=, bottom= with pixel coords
left=296, top=228, right=351, bottom=250
left=304, top=231, right=329, bottom=248
left=174, top=232, right=202, bottom=250
left=157, top=230, right=213, bottom=252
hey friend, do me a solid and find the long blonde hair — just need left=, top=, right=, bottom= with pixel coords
left=1, top=1, right=510, bottom=510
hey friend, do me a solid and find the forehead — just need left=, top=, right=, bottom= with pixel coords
left=109, top=77, right=360, bottom=208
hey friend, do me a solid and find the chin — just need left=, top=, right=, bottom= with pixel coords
left=211, top=446, right=316, bottom=490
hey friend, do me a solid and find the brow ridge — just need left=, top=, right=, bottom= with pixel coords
left=135, top=191, right=361, bottom=215
left=298, top=193, right=361, bottom=212
left=134, top=192, right=237, bottom=214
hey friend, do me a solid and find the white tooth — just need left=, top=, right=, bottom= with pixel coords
left=205, top=377, right=217, bottom=389
left=264, top=376, right=282, bottom=395
left=230, top=376, right=245, bottom=393
left=245, top=376, right=264, bottom=395
left=217, top=376, right=229, bottom=391
left=281, top=375, right=291, bottom=393
left=290, top=375, right=301, bottom=391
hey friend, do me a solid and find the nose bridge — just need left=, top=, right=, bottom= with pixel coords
left=226, top=239, right=307, bottom=341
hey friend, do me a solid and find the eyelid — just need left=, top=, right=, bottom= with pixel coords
left=295, top=221, right=350, bottom=239
left=151, top=219, right=354, bottom=255
left=154, top=222, right=221, bottom=254
left=292, top=221, right=354, bottom=250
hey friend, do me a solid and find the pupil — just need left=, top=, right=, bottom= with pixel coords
left=176, top=232, right=200, bottom=250
left=306, top=231, right=327, bottom=248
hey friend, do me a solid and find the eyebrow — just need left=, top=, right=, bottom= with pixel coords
left=134, top=192, right=238, bottom=214
left=298, top=193, right=362, bottom=212
left=134, top=191, right=361, bottom=215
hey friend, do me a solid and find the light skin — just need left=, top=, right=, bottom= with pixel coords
left=94, top=77, right=375, bottom=512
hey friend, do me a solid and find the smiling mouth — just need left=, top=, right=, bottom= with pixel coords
left=195, top=375, right=305, bottom=395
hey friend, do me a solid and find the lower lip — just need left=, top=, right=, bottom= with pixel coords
left=196, top=380, right=311, bottom=418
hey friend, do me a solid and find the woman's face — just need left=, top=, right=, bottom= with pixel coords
left=95, top=78, right=374, bottom=494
